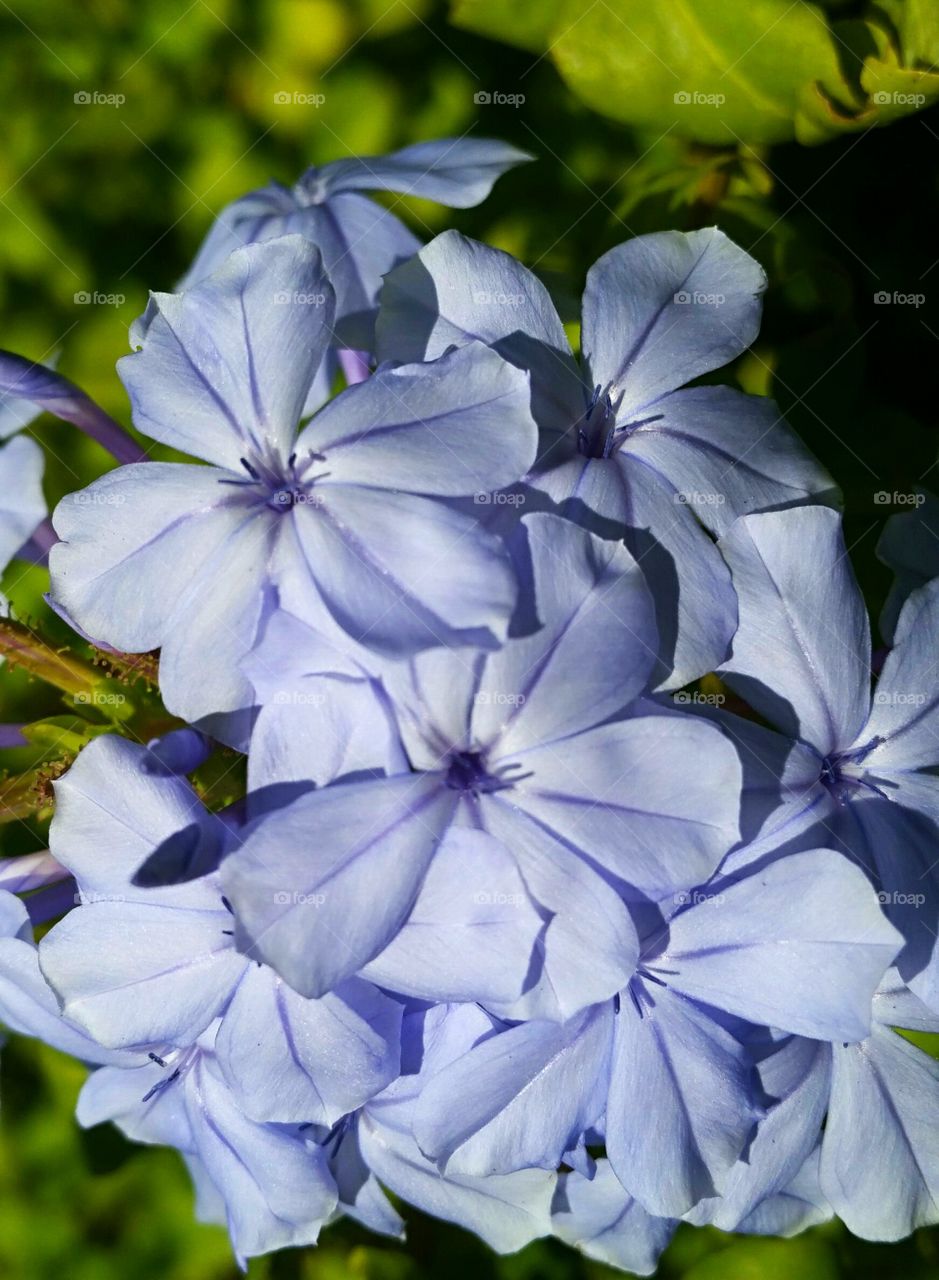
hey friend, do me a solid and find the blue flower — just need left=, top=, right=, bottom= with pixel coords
left=77, top=1027, right=341, bottom=1265
left=0, top=349, right=145, bottom=462
left=405, top=846, right=898, bottom=1218
left=0, top=882, right=553, bottom=1262
left=819, top=977, right=939, bottom=1239
left=377, top=228, right=833, bottom=689
left=552, top=1159, right=676, bottom=1276
left=178, top=137, right=531, bottom=348
left=0, top=435, right=45, bottom=580
left=715, top=504, right=939, bottom=1011
left=48, top=235, right=539, bottom=735
left=354, top=1004, right=556, bottom=1252
left=689, top=972, right=939, bottom=1241
left=221, top=513, right=742, bottom=1014
left=37, top=735, right=404, bottom=1129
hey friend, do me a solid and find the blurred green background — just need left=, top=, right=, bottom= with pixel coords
left=1, top=0, right=939, bottom=1276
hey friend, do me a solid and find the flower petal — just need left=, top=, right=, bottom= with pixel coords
left=49, top=736, right=221, bottom=908
left=553, top=1159, right=676, bottom=1276
left=221, top=774, right=455, bottom=997
left=505, top=714, right=741, bottom=899
left=376, top=230, right=583, bottom=437
left=582, top=228, right=765, bottom=415
left=361, top=828, right=543, bottom=1005
left=623, top=385, right=834, bottom=535
left=119, top=236, right=335, bottom=467
left=662, top=849, right=901, bottom=1041
left=183, top=1053, right=338, bottom=1262
left=482, top=799, right=640, bottom=1020
left=605, top=985, right=760, bottom=1216
left=471, top=512, right=657, bottom=754
left=862, top=577, right=939, bottom=771
left=821, top=1025, right=939, bottom=1239
left=50, top=462, right=247, bottom=652
left=293, top=485, right=520, bottom=653
left=300, top=342, right=537, bottom=497
left=718, top=507, right=870, bottom=755
left=359, top=1110, right=554, bottom=1253
left=39, top=899, right=245, bottom=1049
left=0, top=435, right=45, bottom=570
left=318, top=137, right=531, bottom=205
left=215, top=965, right=401, bottom=1125
left=689, top=1036, right=831, bottom=1233
left=412, top=1006, right=612, bottom=1177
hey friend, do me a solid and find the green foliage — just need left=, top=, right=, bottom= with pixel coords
left=453, top=0, right=939, bottom=143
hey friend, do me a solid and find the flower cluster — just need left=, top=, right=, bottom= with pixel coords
left=1, top=137, right=938, bottom=1271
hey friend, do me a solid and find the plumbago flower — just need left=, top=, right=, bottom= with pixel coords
left=178, top=137, right=531, bottom=348
left=376, top=228, right=833, bottom=688
left=0, top=894, right=347, bottom=1264
left=0, top=371, right=51, bottom=579
left=48, top=235, right=539, bottom=736
left=39, top=724, right=543, bottom=1054
left=220, top=512, right=743, bottom=1014
left=0, top=435, right=45, bottom=584
left=0, top=884, right=343, bottom=1263
left=0, top=350, right=147, bottom=464
left=2, top=135, right=938, bottom=1271
left=683, top=974, right=939, bottom=1244
left=400, top=844, right=899, bottom=1221
left=710, top=505, right=939, bottom=1010
left=0, top=734, right=555, bottom=1259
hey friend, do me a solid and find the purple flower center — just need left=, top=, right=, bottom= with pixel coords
left=220, top=448, right=329, bottom=513
left=576, top=383, right=664, bottom=459
left=444, top=750, right=529, bottom=797
left=818, top=737, right=889, bottom=805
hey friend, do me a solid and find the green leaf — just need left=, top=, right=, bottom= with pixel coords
left=876, top=0, right=939, bottom=67
left=854, top=14, right=939, bottom=125
left=450, top=0, right=939, bottom=145
left=682, top=1235, right=839, bottom=1280
left=451, top=0, right=567, bottom=53
left=533, top=0, right=854, bottom=145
